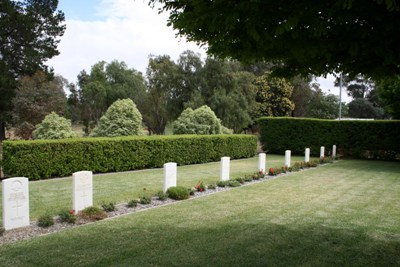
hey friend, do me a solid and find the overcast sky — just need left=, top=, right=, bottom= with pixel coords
left=46, top=0, right=349, bottom=102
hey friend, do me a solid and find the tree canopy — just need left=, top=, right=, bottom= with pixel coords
left=151, top=0, right=400, bottom=79
left=0, top=0, right=65, bottom=140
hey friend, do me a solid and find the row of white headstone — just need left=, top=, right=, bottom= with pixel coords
left=2, top=145, right=336, bottom=230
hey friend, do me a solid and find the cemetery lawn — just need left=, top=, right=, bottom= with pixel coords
left=0, top=155, right=307, bottom=221
left=0, top=159, right=399, bottom=266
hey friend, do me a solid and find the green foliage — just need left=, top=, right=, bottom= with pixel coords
left=347, top=99, right=384, bottom=119
left=166, top=186, right=189, bottom=200
left=32, top=112, right=77, bottom=140
left=156, top=191, right=169, bottom=201
left=152, top=0, right=400, bottom=79
left=139, top=195, right=152, bottom=205
left=227, top=180, right=241, bottom=187
left=195, top=180, right=206, bottom=192
left=258, top=117, right=400, bottom=160
left=0, top=225, right=4, bottom=236
left=217, top=181, right=229, bottom=187
left=376, top=76, right=400, bottom=119
left=91, top=99, right=143, bottom=137
left=58, top=209, right=77, bottom=224
left=1, top=134, right=257, bottom=180
left=207, top=184, right=217, bottom=190
left=12, top=72, right=68, bottom=139
left=0, top=0, right=65, bottom=139
left=127, top=199, right=140, bottom=208
left=251, top=74, right=295, bottom=118
left=37, top=214, right=55, bottom=228
left=234, top=177, right=245, bottom=184
left=78, top=206, right=107, bottom=221
left=173, top=105, right=232, bottom=134
left=101, top=202, right=116, bottom=212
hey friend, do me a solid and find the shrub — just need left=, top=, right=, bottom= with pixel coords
left=139, top=195, right=152, bottom=204
left=91, top=98, right=142, bottom=137
left=2, top=134, right=257, bottom=180
left=217, top=181, right=229, bottom=187
left=188, top=188, right=196, bottom=196
left=244, top=175, right=254, bottom=182
left=228, top=180, right=241, bottom=187
left=0, top=225, right=4, bottom=236
left=101, top=202, right=116, bottom=212
left=58, top=209, right=77, bottom=224
left=38, top=214, right=55, bottom=228
left=207, top=184, right=217, bottom=190
left=167, top=186, right=189, bottom=200
left=268, top=168, right=276, bottom=176
left=258, top=117, right=400, bottom=160
left=127, top=199, right=140, bottom=208
left=32, top=112, right=77, bottom=140
left=234, top=177, right=246, bottom=184
left=78, top=206, right=107, bottom=221
left=196, top=180, right=206, bottom=192
left=173, top=105, right=232, bottom=134
left=156, top=191, right=168, bottom=201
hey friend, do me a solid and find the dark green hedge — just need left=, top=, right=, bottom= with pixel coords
left=258, top=117, right=400, bottom=160
left=1, top=134, right=257, bottom=180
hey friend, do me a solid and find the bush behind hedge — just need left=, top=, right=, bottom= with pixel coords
left=1, top=135, right=257, bottom=180
left=258, top=117, right=400, bottom=160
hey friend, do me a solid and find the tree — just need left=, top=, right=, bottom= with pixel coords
left=308, top=89, right=348, bottom=119
left=290, top=75, right=315, bottom=117
left=347, top=98, right=384, bottom=119
left=12, top=71, right=67, bottom=139
left=173, top=105, right=231, bottom=134
left=91, top=99, right=143, bottom=137
left=32, top=112, right=77, bottom=139
left=0, top=0, right=65, bottom=140
left=376, top=76, right=400, bottom=119
left=151, top=0, right=400, bottom=79
left=251, top=74, right=294, bottom=118
left=77, top=60, right=146, bottom=134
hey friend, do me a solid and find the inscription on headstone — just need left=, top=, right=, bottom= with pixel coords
left=72, top=171, right=93, bottom=212
left=163, top=162, right=177, bottom=193
left=220, top=157, right=230, bottom=181
left=2, top=177, right=30, bottom=230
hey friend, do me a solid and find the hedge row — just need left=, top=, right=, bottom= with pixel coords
left=1, top=135, right=257, bottom=180
left=258, top=117, right=400, bottom=160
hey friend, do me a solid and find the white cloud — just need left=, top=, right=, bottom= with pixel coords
left=46, top=0, right=206, bottom=84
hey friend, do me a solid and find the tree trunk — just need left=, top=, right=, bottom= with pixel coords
left=0, top=121, right=5, bottom=141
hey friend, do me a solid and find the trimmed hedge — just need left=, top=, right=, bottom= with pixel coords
left=258, top=117, right=400, bottom=160
left=1, top=134, right=257, bottom=180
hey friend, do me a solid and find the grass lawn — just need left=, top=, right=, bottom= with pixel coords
left=0, top=159, right=399, bottom=266
left=0, top=154, right=307, bottom=220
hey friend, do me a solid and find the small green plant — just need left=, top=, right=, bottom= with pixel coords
left=234, top=177, right=245, bottom=184
left=58, top=209, right=77, bottom=224
left=167, top=186, right=190, bottom=200
left=217, top=181, right=229, bottom=187
left=139, top=188, right=152, bottom=204
left=281, top=166, right=287, bottom=173
left=188, top=187, right=196, bottom=195
left=127, top=199, right=140, bottom=208
left=196, top=180, right=206, bottom=192
left=78, top=206, right=107, bottom=221
left=244, top=175, right=253, bottom=182
left=37, top=214, right=55, bottom=228
left=228, top=180, right=241, bottom=187
left=140, top=195, right=152, bottom=204
left=208, top=184, right=217, bottom=190
left=156, top=191, right=168, bottom=201
left=101, top=201, right=116, bottom=212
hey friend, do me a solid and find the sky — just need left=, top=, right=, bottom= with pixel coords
left=46, top=0, right=350, bottom=102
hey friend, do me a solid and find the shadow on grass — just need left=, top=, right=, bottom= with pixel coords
left=1, top=220, right=399, bottom=267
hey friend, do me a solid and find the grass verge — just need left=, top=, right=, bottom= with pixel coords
left=0, top=159, right=399, bottom=266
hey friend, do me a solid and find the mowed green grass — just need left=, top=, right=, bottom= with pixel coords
left=0, top=159, right=399, bottom=266
left=0, top=154, right=307, bottom=220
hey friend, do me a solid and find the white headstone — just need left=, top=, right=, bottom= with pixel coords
left=163, top=162, right=177, bottom=193
left=285, top=150, right=291, bottom=167
left=2, top=177, right=30, bottom=230
left=320, top=146, right=325, bottom=159
left=258, top=153, right=266, bottom=173
left=72, top=171, right=93, bottom=212
left=220, top=157, right=230, bottom=181
left=332, top=145, right=337, bottom=158
left=305, top=148, right=310, bottom=163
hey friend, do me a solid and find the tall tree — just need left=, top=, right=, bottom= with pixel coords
left=0, top=0, right=65, bottom=140
left=308, top=88, right=348, bottom=119
left=12, top=71, right=67, bottom=139
left=251, top=74, right=294, bottom=118
left=376, top=76, right=400, bottom=119
left=151, top=0, right=400, bottom=79
left=77, top=60, right=146, bottom=134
